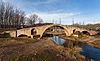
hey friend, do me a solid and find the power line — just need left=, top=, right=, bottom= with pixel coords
left=72, top=18, right=74, bottom=25
left=59, top=18, right=61, bottom=24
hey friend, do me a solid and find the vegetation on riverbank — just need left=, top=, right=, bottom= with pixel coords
left=88, top=39, right=100, bottom=48
left=0, top=29, right=99, bottom=61
left=0, top=37, right=88, bottom=61
left=0, top=38, right=39, bottom=47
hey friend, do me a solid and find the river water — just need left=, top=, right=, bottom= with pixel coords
left=49, top=36, right=100, bottom=61
left=49, top=36, right=65, bottom=45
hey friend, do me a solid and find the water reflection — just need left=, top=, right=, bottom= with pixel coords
left=49, top=36, right=65, bottom=45
left=49, top=36, right=100, bottom=61
left=81, top=45, right=100, bottom=61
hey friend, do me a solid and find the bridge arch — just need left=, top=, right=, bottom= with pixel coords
left=40, top=25, right=69, bottom=38
left=31, top=28, right=37, bottom=35
left=81, top=31, right=90, bottom=35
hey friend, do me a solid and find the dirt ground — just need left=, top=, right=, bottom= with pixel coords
left=0, top=38, right=86, bottom=61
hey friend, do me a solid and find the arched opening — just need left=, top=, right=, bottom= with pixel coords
left=42, top=25, right=67, bottom=37
left=18, top=34, right=29, bottom=38
left=31, top=28, right=37, bottom=35
left=73, top=29, right=76, bottom=33
left=82, top=31, right=90, bottom=35
left=74, top=31, right=81, bottom=35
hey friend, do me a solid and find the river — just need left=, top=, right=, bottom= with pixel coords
left=49, top=36, right=100, bottom=61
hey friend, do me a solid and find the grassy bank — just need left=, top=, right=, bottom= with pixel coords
left=0, top=37, right=88, bottom=61
left=0, top=38, right=39, bottom=47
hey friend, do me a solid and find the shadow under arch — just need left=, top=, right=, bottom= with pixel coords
left=18, top=34, right=29, bottom=38
left=73, top=29, right=76, bottom=33
left=40, top=25, right=69, bottom=38
left=82, top=31, right=90, bottom=35
left=31, top=28, right=37, bottom=35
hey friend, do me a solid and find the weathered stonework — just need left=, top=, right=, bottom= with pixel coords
left=2, top=24, right=97, bottom=38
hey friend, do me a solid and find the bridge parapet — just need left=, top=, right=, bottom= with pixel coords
left=17, top=28, right=31, bottom=37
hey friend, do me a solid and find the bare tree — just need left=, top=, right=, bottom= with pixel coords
left=27, top=14, right=44, bottom=25
left=0, top=1, right=44, bottom=28
left=38, top=17, right=43, bottom=24
left=28, top=14, right=38, bottom=25
left=0, top=1, right=5, bottom=28
left=20, top=11, right=25, bottom=27
left=0, top=1, right=25, bottom=28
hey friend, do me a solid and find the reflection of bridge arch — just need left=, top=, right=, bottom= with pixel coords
left=40, top=25, right=69, bottom=38
left=18, top=34, right=28, bottom=38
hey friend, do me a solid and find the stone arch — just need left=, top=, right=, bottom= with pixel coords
left=82, top=31, right=90, bottom=35
left=74, top=31, right=81, bottom=35
left=40, top=25, right=69, bottom=38
left=31, top=28, right=37, bottom=35
left=73, top=29, right=76, bottom=33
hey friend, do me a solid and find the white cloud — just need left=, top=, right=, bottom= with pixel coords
left=30, top=0, right=60, bottom=6
left=2, top=0, right=14, bottom=2
left=26, top=11, right=80, bottom=25
left=73, top=15, right=100, bottom=25
left=2, top=0, right=7, bottom=2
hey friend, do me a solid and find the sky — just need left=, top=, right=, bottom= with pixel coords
left=1, top=0, right=100, bottom=25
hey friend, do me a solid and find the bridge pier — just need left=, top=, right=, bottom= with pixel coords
left=31, top=35, right=34, bottom=38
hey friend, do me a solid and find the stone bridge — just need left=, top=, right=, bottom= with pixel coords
left=6, top=24, right=97, bottom=38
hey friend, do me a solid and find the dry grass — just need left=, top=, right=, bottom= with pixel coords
left=89, top=40, right=100, bottom=48
left=0, top=38, right=87, bottom=61
left=0, top=28, right=16, bottom=33
left=0, top=38, right=38, bottom=47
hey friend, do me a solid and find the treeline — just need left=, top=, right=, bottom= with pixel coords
left=0, top=1, right=25, bottom=28
left=0, top=1, right=43, bottom=28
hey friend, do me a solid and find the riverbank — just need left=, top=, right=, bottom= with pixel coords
left=60, top=34, right=100, bottom=48
left=80, top=35, right=100, bottom=48
left=0, top=38, right=39, bottom=47
left=89, top=35, right=100, bottom=48
left=88, top=39, right=100, bottom=48
left=0, top=38, right=87, bottom=61
left=59, top=34, right=100, bottom=60
left=0, top=34, right=100, bottom=61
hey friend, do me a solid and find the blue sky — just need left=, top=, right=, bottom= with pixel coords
left=1, top=0, right=100, bottom=24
